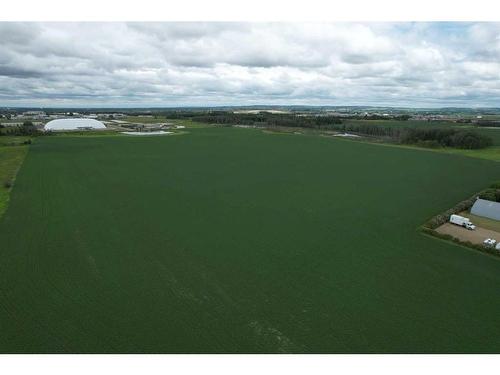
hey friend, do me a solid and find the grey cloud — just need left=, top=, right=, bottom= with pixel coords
left=0, top=65, right=42, bottom=78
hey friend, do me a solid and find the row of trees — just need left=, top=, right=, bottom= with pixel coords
left=478, top=182, right=500, bottom=202
left=476, top=120, right=500, bottom=127
left=189, top=113, right=342, bottom=130
left=351, top=114, right=411, bottom=121
left=399, top=128, right=493, bottom=149
left=0, top=121, right=43, bottom=136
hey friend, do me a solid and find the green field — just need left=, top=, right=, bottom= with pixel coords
left=335, top=137, right=500, bottom=162
left=1, top=127, right=500, bottom=353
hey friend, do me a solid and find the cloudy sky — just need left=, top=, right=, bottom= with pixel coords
left=1, top=22, right=500, bottom=108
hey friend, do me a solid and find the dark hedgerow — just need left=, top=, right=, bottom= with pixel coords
left=422, top=227, right=500, bottom=258
left=191, top=112, right=343, bottom=130
left=399, top=128, right=492, bottom=149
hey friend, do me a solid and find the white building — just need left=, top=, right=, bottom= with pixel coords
left=22, top=111, right=46, bottom=118
left=44, top=118, right=106, bottom=131
left=471, top=198, right=500, bottom=221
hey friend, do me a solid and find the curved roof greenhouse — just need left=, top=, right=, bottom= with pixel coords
left=471, top=198, right=500, bottom=221
left=44, top=118, right=106, bottom=131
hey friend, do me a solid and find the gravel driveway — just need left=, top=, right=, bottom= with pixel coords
left=436, top=222, right=500, bottom=245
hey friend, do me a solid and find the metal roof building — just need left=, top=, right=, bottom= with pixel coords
left=471, top=198, right=500, bottom=221
left=44, top=118, right=106, bottom=131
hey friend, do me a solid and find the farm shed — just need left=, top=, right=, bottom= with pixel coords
left=471, top=198, right=500, bottom=221
left=44, top=118, right=106, bottom=131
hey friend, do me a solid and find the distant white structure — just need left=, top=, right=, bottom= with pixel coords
left=121, top=131, right=172, bottom=136
left=44, top=118, right=106, bottom=131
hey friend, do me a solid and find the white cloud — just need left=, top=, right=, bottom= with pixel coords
left=0, top=22, right=500, bottom=107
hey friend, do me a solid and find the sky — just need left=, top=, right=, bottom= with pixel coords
left=1, top=22, right=500, bottom=108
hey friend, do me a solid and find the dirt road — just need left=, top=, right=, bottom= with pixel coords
left=436, top=222, right=500, bottom=245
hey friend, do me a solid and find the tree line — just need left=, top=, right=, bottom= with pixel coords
left=476, top=120, right=500, bottom=128
left=188, top=112, right=342, bottom=129
left=189, top=113, right=493, bottom=149
left=0, top=121, right=44, bottom=136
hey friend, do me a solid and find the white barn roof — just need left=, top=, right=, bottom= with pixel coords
left=471, top=198, right=500, bottom=221
left=44, top=118, right=106, bottom=131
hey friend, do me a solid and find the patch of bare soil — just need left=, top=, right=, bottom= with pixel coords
left=436, top=222, right=500, bottom=245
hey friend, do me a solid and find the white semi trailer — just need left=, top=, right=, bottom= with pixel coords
left=449, top=214, right=476, bottom=230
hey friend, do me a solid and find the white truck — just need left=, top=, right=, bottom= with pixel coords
left=449, top=214, right=476, bottom=230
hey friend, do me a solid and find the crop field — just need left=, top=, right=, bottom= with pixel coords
left=1, top=127, right=500, bottom=353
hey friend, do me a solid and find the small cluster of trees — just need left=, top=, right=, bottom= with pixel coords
left=330, top=123, right=400, bottom=138
left=0, top=121, right=42, bottom=136
left=159, top=111, right=212, bottom=119
left=476, top=120, right=500, bottom=127
left=354, top=114, right=411, bottom=121
left=477, top=183, right=500, bottom=202
left=399, top=128, right=492, bottom=149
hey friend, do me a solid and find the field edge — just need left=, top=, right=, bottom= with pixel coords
left=0, top=140, right=31, bottom=219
